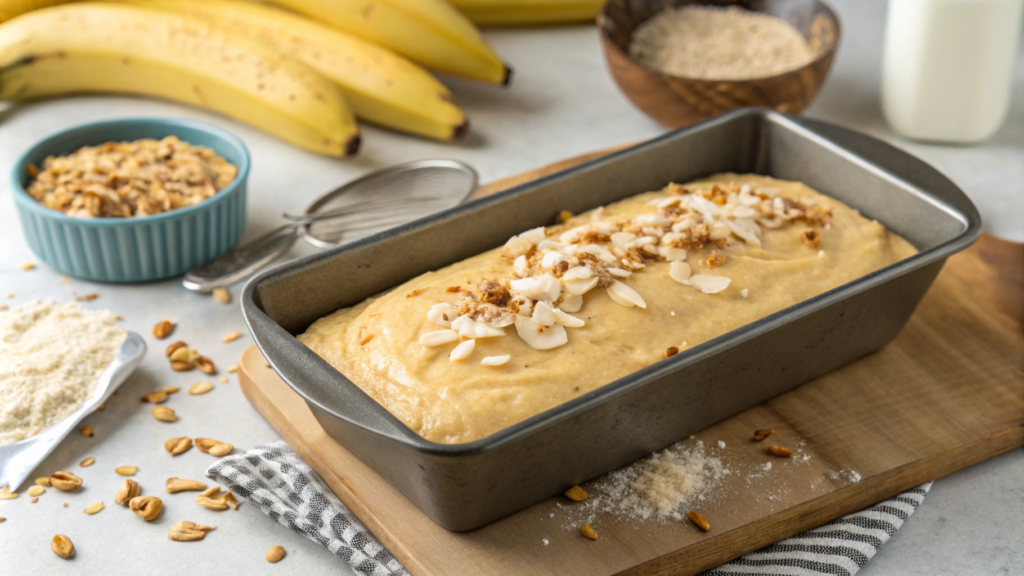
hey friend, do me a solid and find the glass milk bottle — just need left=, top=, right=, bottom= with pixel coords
left=881, top=0, right=1023, bottom=143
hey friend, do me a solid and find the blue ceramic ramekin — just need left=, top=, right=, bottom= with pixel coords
left=11, top=118, right=250, bottom=283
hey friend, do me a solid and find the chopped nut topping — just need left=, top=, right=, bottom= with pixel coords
left=27, top=136, right=237, bottom=218
left=563, top=486, right=588, bottom=502
left=151, top=407, right=177, bottom=422
left=79, top=457, right=95, bottom=467
left=49, top=472, right=83, bottom=491
left=152, top=319, right=174, bottom=339
left=753, top=429, right=774, bottom=441
left=76, top=293, right=99, bottom=302
left=688, top=511, right=711, bottom=531
left=557, top=210, right=573, bottom=223
left=129, top=496, right=162, bottom=521
left=51, top=535, right=74, bottom=558
left=405, top=289, right=421, bottom=298
left=79, top=425, right=93, bottom=437
left=768, top=445, right=794, bottom=457
left=664, top=346, right=679, bottom=358
left=166, top=477, right=207, bottom=493
left=266, top=545, right=286, bottom=563
left=801, top=229, right=821, bottom=248
left=115, top=479, right=141, bottom=505
left=165, top=437, right=193, bottom=456
left=580, top=523, right=598, bottom=540
left=446, top=286, right=462, bottom=293
left=702, top=250, right=726, bottom=268
left=168, top=521, right=214, bottom=541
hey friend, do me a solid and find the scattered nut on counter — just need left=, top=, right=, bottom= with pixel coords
left=152, top=407, right=177, bottom=422
left=768, top=445, right=794, bottom=457
left=79, top=425, right=93, bottom=437
left=115, top=466, right=139, bottom=476
left=51, top=535, right=74, bottom=559
left=115, top=479, right=140, bottom=505
left=83, top=501, right=104, bottom=515
left=168, top=521, right=214, bottom=541
left=212, top=288, right=231, bottom=304
left=49, top=472, right=82, bottom=491
left=129, top=496, right=163, bottom=521
left=223, top=331, right=242, bottom=342
left=189, top=381, right=214, bottom=395
left=152, top=319, right=175, bottom=339
left=0, top=486, right=18, bottom=500
left=196, top=486, right=238, bottom=511
left=166, top=477, right=207, bottom=494
left=266, top=545, right=286, bottom=563
left=165, top=437, right=193, bottom=456
left=27, top=485, right=45, bottom=497
left=79, top=457, right=95, bottom=467
left=580, top=523, right=598, bottom=540
left=753, top=429, right=775, bottom=441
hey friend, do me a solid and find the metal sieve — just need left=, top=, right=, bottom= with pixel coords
left=182, top=159, right=477, bottom=292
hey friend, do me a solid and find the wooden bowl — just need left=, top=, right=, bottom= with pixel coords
left=599, top=0, right=840, bottom=128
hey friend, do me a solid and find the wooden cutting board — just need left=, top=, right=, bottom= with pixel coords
left=238, top=151, right=1024, bottom=576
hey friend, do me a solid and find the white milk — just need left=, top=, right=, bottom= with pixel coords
left=881, top=0, right=1023, bottom=143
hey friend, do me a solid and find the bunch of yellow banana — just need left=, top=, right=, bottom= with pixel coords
left=449, top=0, right=603, bottom=27
left=0, top=3, right=361, bottom=155
left=0, top=0, right=602, bottom=155
left=108, top=0, right=469, bottom=141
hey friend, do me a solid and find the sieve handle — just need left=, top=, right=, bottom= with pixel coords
left=182, top=224, right=299, bottom=292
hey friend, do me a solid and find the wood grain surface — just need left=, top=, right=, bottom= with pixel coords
left=238, top=151, right=1024, bottom=576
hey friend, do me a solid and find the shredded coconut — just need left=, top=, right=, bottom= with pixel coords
left=0, top=301, right=126, bottom=445
left=629, top=6, right=815, bottom=80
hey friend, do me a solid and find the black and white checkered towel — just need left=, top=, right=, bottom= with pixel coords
left=208, top=442, right=930, bottom=576
left=206, top=443, right=408, bottom=576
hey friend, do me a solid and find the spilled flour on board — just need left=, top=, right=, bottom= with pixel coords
left=557, top=440, right=730, bottom=528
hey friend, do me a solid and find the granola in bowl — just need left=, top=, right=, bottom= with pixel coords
left=26, top=136, right=238, bottom=218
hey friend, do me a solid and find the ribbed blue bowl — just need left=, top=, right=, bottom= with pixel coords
left=11, top=118, right=250, bottom=283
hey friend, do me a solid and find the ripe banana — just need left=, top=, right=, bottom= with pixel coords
left=109, top=0, right=468, bottom=141
left=266, top=0, right=511, bottom=85
left=449, top=0, right=603, bottom=27
left=0, top=0, right=65, bottom=23
left=0, top=4, right=360, bottom=155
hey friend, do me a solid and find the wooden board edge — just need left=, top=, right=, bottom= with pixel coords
left=625, top=425, right=1024, bottom=576
left=236, top=354, right=436, bottom=576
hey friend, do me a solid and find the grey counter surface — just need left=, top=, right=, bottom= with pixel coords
left=1, top=1, right=1021, bottom=574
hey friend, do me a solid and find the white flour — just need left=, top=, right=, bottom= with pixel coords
left=0, top=300, right=126, bottom=445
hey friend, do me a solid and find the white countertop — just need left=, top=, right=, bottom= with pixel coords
left=1, top=1, right=1021, bottom=574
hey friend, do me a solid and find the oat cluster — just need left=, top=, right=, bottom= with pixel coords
left=26, top=136, right=237, bottom=218
left=417, top=181, right=832, bottom=365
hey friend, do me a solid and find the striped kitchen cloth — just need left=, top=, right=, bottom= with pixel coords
left=209, top=442, right=930, bottom=576
left=206, top=442, right=408, bottom=576
left=702, top=482, right=933, bottom=576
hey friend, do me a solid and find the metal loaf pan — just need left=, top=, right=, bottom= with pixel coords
left=242, top=109, right=981, bottom=531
